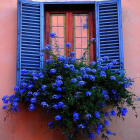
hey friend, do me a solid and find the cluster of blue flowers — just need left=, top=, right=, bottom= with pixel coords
left=2, top=32, right=138, bottom=140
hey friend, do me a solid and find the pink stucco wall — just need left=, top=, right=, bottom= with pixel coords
left=0, top=0, right=140, bottom=140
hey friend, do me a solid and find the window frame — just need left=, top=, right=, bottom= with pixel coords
left=45, top=8, right=95, bottom=62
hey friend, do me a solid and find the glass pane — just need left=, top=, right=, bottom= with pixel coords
left=52, top=27, right=57, bottom=35
left=58, top=16, right=64, bottom=26
left=75, top=15, right=81, bottom=26
left=50, top=14, right=65, bottom=55
left=82, top=38, right=87, bottom=48
left=75, top=38, right=81, bottom=49
left=82, top=28, right=87, bottom=37
left=76, top=49, right=82, bottom=59
left=59, top=49, right=64, bottom=56
left=81, top=16, right=87, bottom=26
left=52, top=16, right=57, bottom=26
left=74, top=14, right=89, bottom=59
left=58, top=38, right=64, bottom=48
left=58, top=27, right=64, bottom=37
left=75, top=27, right=81, bottom=37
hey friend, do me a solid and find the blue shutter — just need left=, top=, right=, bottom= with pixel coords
left=17, top=0, right=44, bottom=85
left=95, top=0, right=123, bottom=69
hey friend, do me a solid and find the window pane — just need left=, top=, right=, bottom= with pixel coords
left=76, top=49, right=82, bottom=59
left=50, top=14, right=65, bottom=54
left=58, top=16, right=64, bottom=26
left=74, top=14, right=89, bottom=58
left=52, top=16, right=57, bottom=26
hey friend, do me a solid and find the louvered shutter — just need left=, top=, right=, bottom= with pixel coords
left=95, top=0, right=123, bottom=69
left=17, top=0, right=44, bottom=85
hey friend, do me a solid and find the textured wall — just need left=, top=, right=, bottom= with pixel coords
left=0, top=0, right=140, bottom=140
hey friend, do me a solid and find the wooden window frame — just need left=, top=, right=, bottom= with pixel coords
left=45, top=9, right=95, bottom=63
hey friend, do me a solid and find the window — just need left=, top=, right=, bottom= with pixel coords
left=17, top=0, right=123, bottom=85
left=45, top=4, right=95, bottom=62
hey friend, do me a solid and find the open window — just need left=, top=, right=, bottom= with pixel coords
left=17, top=0, right=123, bottom=85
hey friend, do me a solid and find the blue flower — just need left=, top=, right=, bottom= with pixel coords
left=97, top=124, right=102, bottom=130
left=50, top=69, right=56, bottom=74
left=27, top=91, right=32, bottom=96
left=70, top=51, right=76, bottom=56
left=48, top=121, right=53, bottom=128
left=21, top=82, right=27, bottom=87
left=21, top=69, right=26, bottom=75
left=28, top=104, right=35, bottom=111
left=28, top=85, right=33, bottom=90
left=78, top=81, right=85, bottom=86
left=111, top=110, right=116, bottom=116
left=77, top=76, right=82, bottom=80
left=2, top=105, right=7, bottom=110
left=45, top=44, right=51, bottom=50
left=106, top=63, right=113, bottom=69
left=64, top=64, right=69, bottom=68
left=52, top=104, right=58, bottom=109
left=13, top=102, right=18, bottom=109
left=2, top=95, right=9, bottom=104
left=89, top=75, right=95, bottom=81
left=57, top=75, right=63, bottom=80
left=112, top=60, right=118, bottom=65
left=56, top=87, right=62, bottom=92
left=89, top=133, right=95, bottom=139
left=106, top=130, right=112, bottom=135
left=41, top=102, right=49, bottom=107
left=58, top=56, right=66, bottom=61
left=90, top=69, right=96, bottom=73
left=120, top=108, right=128, bottom=116
left=73, top=112, right=79, bottom=121
left=52, top=95, right=59, bottom=99
left=138, top=97, right=140, bottom=100
left=55, top=115, right=61, bottom=121
left=46, top=60, right=53, bottom=64
left=95, top=111, right=100, bottom=118
left=95, top=129, right=100, bottom=135
left=14, top=86, right=19, bottom=91
left=86, top=91, right=92, bottom=96
left=66, top=42, right=71, bottom=47
left=103, top=56, right=109, bottom=61
left=83, top=74, right=89, bottom=79
left=50, top=32, right=56, bottom=38
left=55, top=80, right=63, bottom=86
left=42, top=85, right=47, bottom=91
left=104, top=120, right=109, bottom=126
left=91, top=38, right=96, bottom=42
left=101, top=90, right=109, bottom=100
left=33, top=92, right=40, bottom=97
left=100, top=71, right=106, bottom=77
left=85, top=114, right=91, bottom=120
left=104, top=112, right=110, bottom=117
left=85, top=67, right=91, bottom=72
left=71, top=78, right=77, bottom=83
left=20, top=88, right=26, bottom=94
left=58, top=102, right=64, bottom=108
left=30, top=97, right=37, bottom=103
left=102, top=66, right=108, bottom=71
left=78, top=124, right=85, bottom=129
left=69, top=64, right=75, bottom=71
left=90, top=61, right=96, bottom=66
left=110, top=76, right=116, bottom=81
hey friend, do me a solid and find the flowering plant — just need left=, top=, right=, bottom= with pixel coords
left=2, top=32, right=140, bottom=140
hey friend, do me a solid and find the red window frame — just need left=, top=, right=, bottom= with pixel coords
left=45, top=10, right=95, bottom=63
